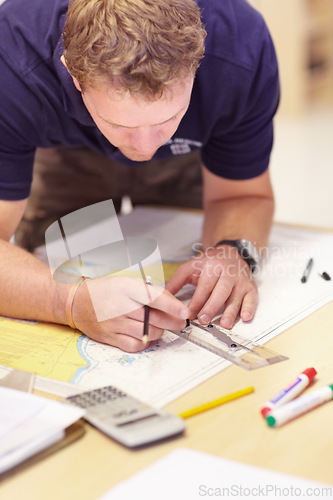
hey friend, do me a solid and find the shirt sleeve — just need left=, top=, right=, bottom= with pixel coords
left=0, top=55, right=40, bottom=200
left=201, top=20, right=280, bottom=180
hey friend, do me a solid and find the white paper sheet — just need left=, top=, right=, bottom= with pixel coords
left=0, top=387, right=85, bottom=473
left=98, top=448, right=333, bottom=500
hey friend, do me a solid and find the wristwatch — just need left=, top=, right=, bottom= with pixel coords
left=215, top=239, right=259, bottom=272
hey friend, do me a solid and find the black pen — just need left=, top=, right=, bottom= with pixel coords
left=301, top=258, right=313, bottom=283
left=319, top=271, right=331, bottom=281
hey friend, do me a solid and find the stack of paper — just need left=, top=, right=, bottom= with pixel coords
left=0, top=387, right=85, bottom=474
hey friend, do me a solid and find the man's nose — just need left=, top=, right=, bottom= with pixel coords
left=130, top=127, right=162, bottom=154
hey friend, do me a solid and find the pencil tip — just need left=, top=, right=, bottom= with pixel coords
left=142, top=334, right=149, bottom=346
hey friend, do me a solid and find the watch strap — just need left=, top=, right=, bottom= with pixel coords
left=214, top=239, right=258, bottom=272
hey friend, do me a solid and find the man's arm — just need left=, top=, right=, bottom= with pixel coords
left=0, top=199, right=28, bottom=242
left=201, top=165, right=274, bottom=248
left=166, top=165, right=274, bottom=328
left=0, top=199, right=71, bottom=324
left=0, top=200, right=189, bottom=352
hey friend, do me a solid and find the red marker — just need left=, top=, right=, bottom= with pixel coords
left=266, top=384, right=333, bottom=428
left=261, top=368, right=317, bottom=417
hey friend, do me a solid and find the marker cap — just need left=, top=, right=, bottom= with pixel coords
left=261, top=406, right=271, bottom=418
left=302, top=367, right=317, bottom=381
left=266, top=415, right=276, bottom=427
left=260, top=368, right=317, bottom=418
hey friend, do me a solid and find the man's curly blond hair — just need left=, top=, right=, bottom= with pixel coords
left=62, top=0, right=206, bottom=99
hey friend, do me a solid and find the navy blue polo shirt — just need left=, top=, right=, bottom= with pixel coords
left=0, top=0, right=279, bottom=201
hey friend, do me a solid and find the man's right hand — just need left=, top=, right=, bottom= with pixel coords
left=71, top=275, right=189, bottom=352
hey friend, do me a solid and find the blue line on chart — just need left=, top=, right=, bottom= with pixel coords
left=70, top=334, right=100, bottom=384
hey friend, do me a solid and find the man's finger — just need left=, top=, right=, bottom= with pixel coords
left=195, top=279, right=234, bottom=325
left=149, top=288, right=189, bottom=320
left=188, top=271, right=222, bottom=321
left=129, top=306, right=187, bottom=331
left=240, top=289, right=258, bottom=322
left=165, top=261, right=193, bottom=295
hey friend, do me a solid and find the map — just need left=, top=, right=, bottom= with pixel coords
left=0, top=315, right=227, bottom=407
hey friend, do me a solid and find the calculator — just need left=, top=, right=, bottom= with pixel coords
left=64, top=385, right=185, bottom=448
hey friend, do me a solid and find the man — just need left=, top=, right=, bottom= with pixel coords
left=0, top=0, right=279, bottom=352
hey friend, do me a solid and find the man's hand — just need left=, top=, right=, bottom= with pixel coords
left=71, top=276, right=190, bottom=353
left=166, top=245, right=258, bottom=329
left=170, top=164, right=274, bottom=329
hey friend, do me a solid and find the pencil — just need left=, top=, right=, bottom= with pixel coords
left=142, top=305, right=150, bottom=345
left=178, top=386, right=254, bottom=419
left=142, top=276, right=152, bottom=345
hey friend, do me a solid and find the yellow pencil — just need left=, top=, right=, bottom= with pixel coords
left=178, top=386, right=254, bottom=419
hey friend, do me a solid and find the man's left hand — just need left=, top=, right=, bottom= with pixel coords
left=165, top=245, right=258, bottom=329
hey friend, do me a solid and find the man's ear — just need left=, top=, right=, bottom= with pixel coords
left=60, top=55, right=82, bottom=92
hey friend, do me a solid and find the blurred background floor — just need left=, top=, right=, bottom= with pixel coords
left=270, top=107, right=333, bottom=229
left=248, top=0, right=333, bottom=230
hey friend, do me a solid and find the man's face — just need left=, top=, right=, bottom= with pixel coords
left=80, top=78, right=193, bottom=162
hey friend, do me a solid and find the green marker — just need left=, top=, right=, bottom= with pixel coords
left=266, top=384, right=333, bottom=428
